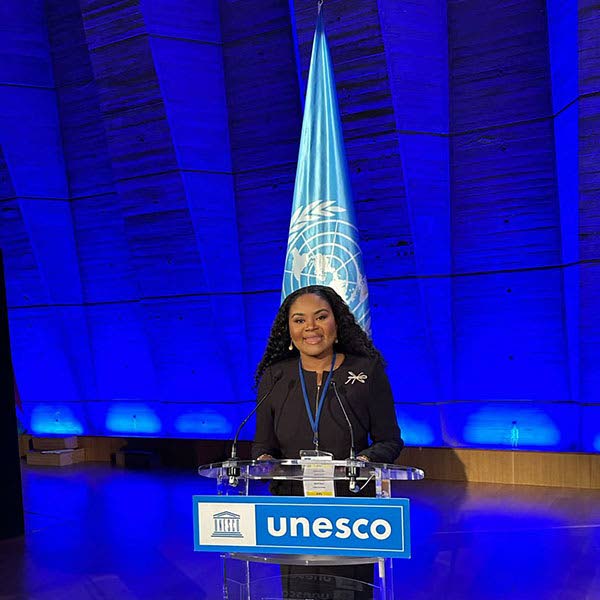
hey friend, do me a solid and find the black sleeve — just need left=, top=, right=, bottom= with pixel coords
left=251, top=367, right=281, bottom=460
left=357, top=360, right=404, bottom=463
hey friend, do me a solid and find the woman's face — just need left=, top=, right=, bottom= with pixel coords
left=288, top=293, right=337, bottom=361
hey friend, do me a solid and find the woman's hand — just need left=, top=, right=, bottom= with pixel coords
left=257, top=453, right=273, bottom=460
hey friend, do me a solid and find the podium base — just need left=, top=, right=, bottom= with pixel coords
left=223, top=554, right=394, bottom=600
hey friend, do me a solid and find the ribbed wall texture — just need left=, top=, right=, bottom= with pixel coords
left=0, top=0, right=597, bottom=451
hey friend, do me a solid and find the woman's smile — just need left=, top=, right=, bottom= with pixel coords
left=288, top=293, right=337, bottom=366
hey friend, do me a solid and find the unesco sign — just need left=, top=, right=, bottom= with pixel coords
left=193, top=496, right=411, bottom=559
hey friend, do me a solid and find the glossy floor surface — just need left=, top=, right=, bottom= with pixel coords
left=1, top=463, right=599, bottom=599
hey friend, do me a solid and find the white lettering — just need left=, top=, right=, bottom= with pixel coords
left=267, top=517, right=286, bottom=537
left=290, top=517, right=310, bottom=537
left=370, top=519, right=392, bottom=540
left=266, top=515, right=394, bottom=541
left=352, top=518, right=369, bottom=539
left=312, top=517, right=333, bottom=538
left=335, top=518, right=351, bottom=539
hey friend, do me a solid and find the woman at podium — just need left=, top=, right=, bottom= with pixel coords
left=252, top=284, right=403, bottom=599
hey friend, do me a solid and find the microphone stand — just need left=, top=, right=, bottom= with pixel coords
left=331, top=381, right=360, bottom=493
left=227, top=371, right=282, bottom=486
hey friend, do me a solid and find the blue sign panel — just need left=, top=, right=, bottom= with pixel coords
left=193, top=495, right=411, bottom=559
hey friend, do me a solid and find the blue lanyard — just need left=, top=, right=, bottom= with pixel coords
left=298, top=353, right=336, bottom=449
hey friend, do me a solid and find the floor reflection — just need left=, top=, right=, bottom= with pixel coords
left=0, top=464, right=598, bottom=599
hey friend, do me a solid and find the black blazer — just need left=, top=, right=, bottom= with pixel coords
left=252, top=354, right=403, bottom=464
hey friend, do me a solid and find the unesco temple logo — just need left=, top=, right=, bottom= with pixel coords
left=283, top=200, right=371, bottom=332
left=211, top=510, right=243, bottom=539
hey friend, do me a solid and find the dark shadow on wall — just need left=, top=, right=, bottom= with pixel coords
left=0, top=251, right=25, bottom=540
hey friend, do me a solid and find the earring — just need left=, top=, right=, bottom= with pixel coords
left=289, top=343, right=293, bottom=351
left=335, top=338, right=338, bottom=344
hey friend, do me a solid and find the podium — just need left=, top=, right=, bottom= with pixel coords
left=196, top=459, right=424, bottom=600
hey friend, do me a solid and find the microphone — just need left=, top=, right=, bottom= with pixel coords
left=331, top=380, right=360, bottom=493
left=227, top=369, right=283, bottom=485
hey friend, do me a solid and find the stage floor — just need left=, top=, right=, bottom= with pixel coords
left=1, top=462, right=599, bottom=599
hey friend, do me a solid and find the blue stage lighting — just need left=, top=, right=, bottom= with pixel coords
left=463, top=405, right=561, bottom=448
left=174, top=411, right=233, bottom=435
left=395, top=408, right=435, bottom=446
left=29, top=404, right=83, bottom=435
left=105, top=403, right=162, bottom=435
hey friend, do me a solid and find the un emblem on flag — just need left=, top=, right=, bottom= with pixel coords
left=283, top=200, right=371, bottom=333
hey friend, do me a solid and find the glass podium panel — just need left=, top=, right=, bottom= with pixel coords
left=198, top=459, right=424, bottom=498
left=198, top=459, right=423, bottom=600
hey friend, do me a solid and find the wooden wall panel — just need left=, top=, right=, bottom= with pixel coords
left=513, top=451, right=592, bottom=488
left=591, top=452, right=600, bottom=488
left=402, top=446, right=600, bottom=489
left=45, top=437, right=600, bottom=490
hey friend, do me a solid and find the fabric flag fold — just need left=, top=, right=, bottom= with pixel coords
left=282, top=9, right=371, bottom=334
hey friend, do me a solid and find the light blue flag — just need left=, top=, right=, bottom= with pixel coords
left=282, top=8, right=371, bottom=334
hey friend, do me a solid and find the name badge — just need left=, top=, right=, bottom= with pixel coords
left=300, top=453, right=335, bottom=497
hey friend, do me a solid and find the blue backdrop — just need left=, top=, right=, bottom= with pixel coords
left=0, top=0, right=597, bottom=452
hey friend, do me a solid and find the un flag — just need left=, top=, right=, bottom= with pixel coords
left=282, top=9, right=371, bottom=334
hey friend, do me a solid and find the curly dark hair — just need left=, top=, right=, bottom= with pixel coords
left=254, top=285, right=384, bottom=387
